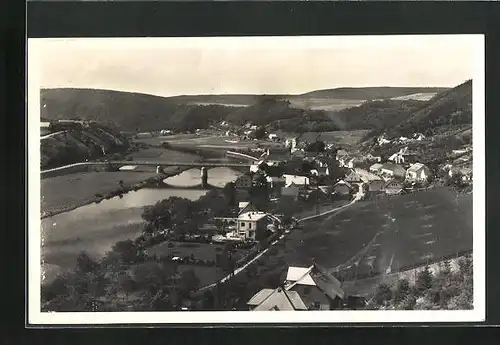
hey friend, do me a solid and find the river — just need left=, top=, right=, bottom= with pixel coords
left=41, top=167, right=241, bottom=279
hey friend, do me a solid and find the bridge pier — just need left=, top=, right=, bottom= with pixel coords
left=201, top=167, right=208, bottom=189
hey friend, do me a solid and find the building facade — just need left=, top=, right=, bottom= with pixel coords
left=237, top=212, right=268, bottom=240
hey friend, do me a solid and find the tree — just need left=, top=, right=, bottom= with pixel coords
left=373, top=283, right=393, bottom=306
left=179, top=269, right=200, bottom=296
left=222, top=182, right=237, bottom=208
left=142, top=196, right=195, bottom=231
left=415, top=266, right=434, bottom=292
left=111, top=240, right=142, bottom=265
left=306, top=140, right=326, bottom=153
left=393, top=279, right=410, bottom=305
left=253, top=126, right=266, bottom=140
left=75, top=251, right=99, bottom=274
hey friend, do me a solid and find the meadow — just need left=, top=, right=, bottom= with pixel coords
left=255, top=188, right=472, bottom=290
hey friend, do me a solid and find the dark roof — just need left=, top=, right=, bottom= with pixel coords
left=381, top=163, right=405, bottom=172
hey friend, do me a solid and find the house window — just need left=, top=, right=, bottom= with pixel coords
left=248, top=222, right=252, bottom=229
left=240, top=222, right=245, bottom=228
left=313, top=301, right=321, bottom=310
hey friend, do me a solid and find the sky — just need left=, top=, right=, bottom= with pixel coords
left=29, top=35, right=479, bottom=97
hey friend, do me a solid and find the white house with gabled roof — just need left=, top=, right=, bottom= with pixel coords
left=405, top=163, right=432, bottom=182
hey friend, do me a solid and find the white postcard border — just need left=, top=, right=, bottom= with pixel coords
left=27, top=35, right=485, bottom=325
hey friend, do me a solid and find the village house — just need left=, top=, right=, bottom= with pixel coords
left=336, top=149, right=349, bottom=162
left=366, top=178, right=385, bottom=192
left=268, top=133, right=279, bottom=142
left=267, top=149, right=291, bottom=165
left=449, top=166, right=473, bottom=183
left=266, top=176, right=286, bottom=197
left=247, top=287, right=308, bottom=311
left=344, top=171, right=363, bottom=184
left=333, top=180, right=353, bottom=195
left=388, top=147, right=420, bottom=166
left=369, top=163, right=384, bottom=174
left=284, top=174, right=310, bottom=186
left=285, top=137, right=298, bottom=150
left=310, top=166, right=330, bottom=178
left=365, top=153, right=382, bottom=163
left=238, top=202, right=259, bottom=215
left=412, top=133, right=426, bottom=141
left=237, top=211, right=269, bottom=240
left=405, top=163, right=432, bottom=182
left=284, top=264, right=345, bottom=310
left=379, top=163, right=406, bottom=180
left=385, top=179, right=404, bottom=195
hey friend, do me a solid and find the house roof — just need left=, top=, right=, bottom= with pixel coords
left=370, top=163, right=383, bottom=170
left=334, top=180, right=353, bottom=189
left=345, top=171, right=363, bottom=182
left=238, top=212, right=268, bottom=222
left=285, top=264, right=345, bottom=300
left=381, top=163, right=405, bottom=173
left=249, top=288, right=308, bottom=311
left=118, top=165, right=138, bottom=171
left=266, top=176, right=286, bottom=183
left=385, top=179, right=403, bottom=187
left=336, top=149, right=349, bottom=157
left=238, top=202, right=250, bottom=209
left=407, top=163, right=428, bottom=172
left=286, top=266, right=317, bottom=286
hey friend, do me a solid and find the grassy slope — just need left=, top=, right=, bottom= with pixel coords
left=390, top=80, right=472, bottom=136
left=256, top=188, right=471, bottom=282
left=329, top=99, right=426, bottom=131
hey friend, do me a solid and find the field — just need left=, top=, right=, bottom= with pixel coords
left=289, top=98, right=365, bottom=111
left=184, top=98, right=365, bottom=112
left=127, top=147, right=199, bottom=163
left=136, top=134, right=283, bottom=151
left=256, top=188, right=472, bottom=293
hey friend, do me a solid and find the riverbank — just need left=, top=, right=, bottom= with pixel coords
left=41, top=166, right=191, bottom=219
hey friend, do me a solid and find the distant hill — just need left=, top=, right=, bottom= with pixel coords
left=296, top=87, right=447, bottom=100
left=41, top=88, right=234, bottom=133
left=41, top=86, right=450, bottom=134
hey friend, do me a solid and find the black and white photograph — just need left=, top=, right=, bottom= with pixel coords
left=28, top=35, right=485, bottom=324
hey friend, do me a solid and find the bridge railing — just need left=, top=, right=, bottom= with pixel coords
left=225, top=151, right=259, bottom=162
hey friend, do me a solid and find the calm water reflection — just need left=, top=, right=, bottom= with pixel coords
left=42, top=168, right=240, bottom=271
